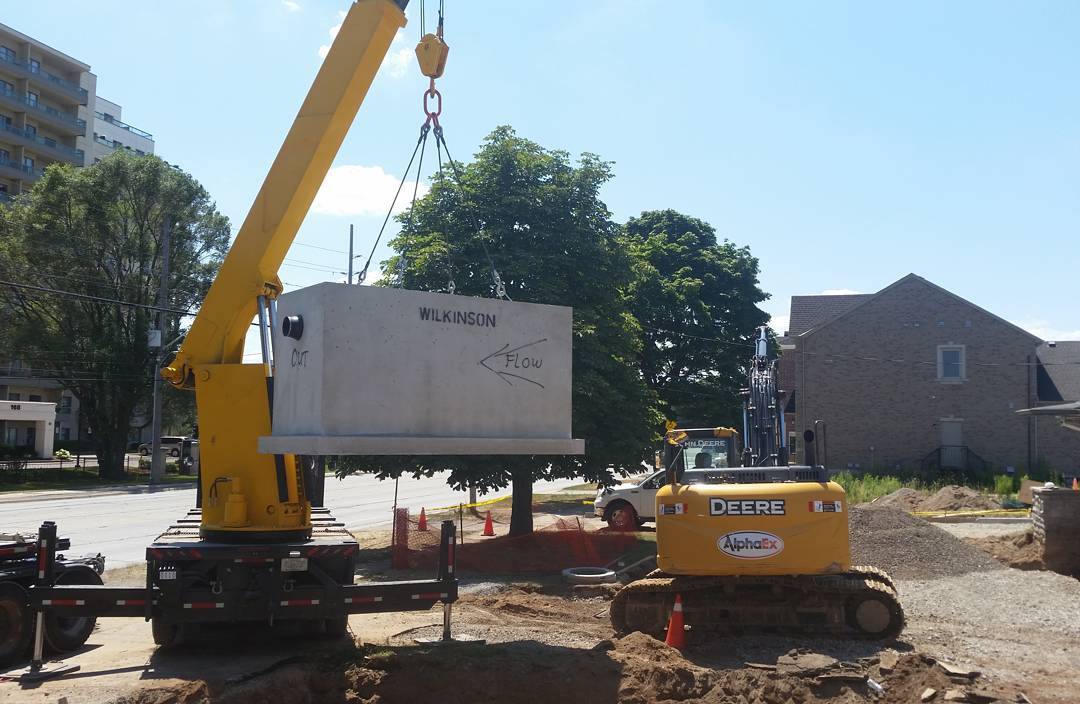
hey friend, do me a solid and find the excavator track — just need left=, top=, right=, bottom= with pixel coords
left=610, top=569, right=904, bottom=641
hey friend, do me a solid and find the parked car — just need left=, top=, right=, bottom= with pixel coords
left=594, top=469, right=669, bottom=531
left=138, top=436, right=186, bottom=457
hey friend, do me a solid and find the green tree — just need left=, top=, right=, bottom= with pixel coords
left=0, top=152, right=230, bottom=479
left=623, top=210, right=769, bottom=428
left=337, top=126, right=660, bottom=535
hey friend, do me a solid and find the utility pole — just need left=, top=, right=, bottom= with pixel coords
left=149, top=219, right=171, bottom=484
left=347, top=224, right=354, bottom=285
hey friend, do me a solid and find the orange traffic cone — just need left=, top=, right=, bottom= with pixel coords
left=482, top=510, right=495, bottom=537
left=418, top=507, right=428, bottom=532
left=664, top=593, right=686, bottom=650
left=1073, top=477, right=1078, bottom=491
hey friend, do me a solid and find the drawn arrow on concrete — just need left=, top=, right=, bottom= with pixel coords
left=478, top=338, right=548, bottom=388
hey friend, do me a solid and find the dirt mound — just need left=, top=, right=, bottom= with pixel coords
left=144, top=641, right=1010, bottom=704
left=872, top=487, right=928, bottom=511
left=964, top=530, right=1045, bottom=570
left=917, top=485, right=1000, bottom=513
left=849, top=505, right=1004, bottom=579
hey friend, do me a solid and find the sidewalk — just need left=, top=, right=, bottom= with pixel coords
left=0, top=481, right=196, bottom=504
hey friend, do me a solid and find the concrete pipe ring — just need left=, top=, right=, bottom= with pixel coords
left=561, top=567, right=617, bottom=585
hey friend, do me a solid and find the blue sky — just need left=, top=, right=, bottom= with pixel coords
left=10, top=1, right=1080, bottom=349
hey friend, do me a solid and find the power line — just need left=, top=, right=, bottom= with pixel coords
left=0, top=279, right=192, bottom=315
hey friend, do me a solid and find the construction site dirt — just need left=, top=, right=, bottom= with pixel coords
left=3, top=503, right=1078, bottom=703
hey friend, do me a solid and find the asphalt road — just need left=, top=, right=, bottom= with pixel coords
left=0, top=473, right=582, bottom=567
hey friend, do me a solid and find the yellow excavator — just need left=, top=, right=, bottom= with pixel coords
left=611, top=327, right=905, bottom=640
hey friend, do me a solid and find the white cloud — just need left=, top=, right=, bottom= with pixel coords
left=818, top=288, right=863, bottom=296
left=312, top=165, right=429, bottom=217
left=769, top=314, right=791, bottom=335
left=387, top=48, right=413, bottom=78
left=1013, top=319, right=1080, bottom=342
left=282, top=0, right=301, bottom=12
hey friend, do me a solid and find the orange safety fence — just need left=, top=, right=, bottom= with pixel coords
left=391, top=500, right=640, bottom=573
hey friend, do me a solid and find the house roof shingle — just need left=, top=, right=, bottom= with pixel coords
left=787, top=294, right=872, bottom=335
left=1036, top=341, right=1080, bottom=403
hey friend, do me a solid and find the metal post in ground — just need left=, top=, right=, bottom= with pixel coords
left=348, top=224, right=354, bottom=284
left=150, top=218, right=172, bottom=484
left=19, top=521, right=79, bottom=682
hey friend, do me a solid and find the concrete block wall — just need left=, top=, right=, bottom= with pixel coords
left=1033, top=488, right=1080, bottom=574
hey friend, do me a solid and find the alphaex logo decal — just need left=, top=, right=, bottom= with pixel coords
left=709, top=498, right=785, bottom=516
left=717, top=531, right=785, bottom=559
left=659, top=503, right=688, bottom=516
left=808, top=500, right=843, bottom=513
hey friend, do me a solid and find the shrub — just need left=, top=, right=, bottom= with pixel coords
left=993, top=474, right=1017, bottom=496
left=54, top=449, right=73, bottom=461
left=833, top=471, right=905, bottom=505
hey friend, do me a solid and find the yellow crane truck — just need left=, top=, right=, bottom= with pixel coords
left=611, top=327, right=905, bottom=640
left=20, top=0, right=464, bottom=660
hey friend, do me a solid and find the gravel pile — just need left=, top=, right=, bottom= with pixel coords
left=872, top=487, right=927, bottom=511
left=918, top=485, right=1000, bottom=512
left=849, top=505, right=1004, bottom=579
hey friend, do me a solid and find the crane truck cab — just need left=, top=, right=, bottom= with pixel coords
left=594, top=428, right=739, bottom=531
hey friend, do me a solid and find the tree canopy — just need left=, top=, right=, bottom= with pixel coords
left=0, top=152, right=229, bottom=478
left=337, top=126, right=661, bottom=534
left=623, top=210, right=770, bottom=428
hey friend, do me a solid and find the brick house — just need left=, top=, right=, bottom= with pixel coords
left=777, top=274, right=1080, bottom=476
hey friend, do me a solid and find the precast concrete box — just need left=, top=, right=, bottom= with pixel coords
left=258, top=283, right=584, bottom=456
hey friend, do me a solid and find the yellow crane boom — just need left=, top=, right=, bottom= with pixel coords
left=164, top=0, right=406, bottom=388
left=161, top=0, right=408, bottom=540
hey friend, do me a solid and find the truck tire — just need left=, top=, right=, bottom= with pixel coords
left=44, top=566, right=103, bottom=653
left=151, top=617, right=180, bottom=647
left=605, top=501, right=639, bottom=532
left=0, top=582, right=32, bottom=667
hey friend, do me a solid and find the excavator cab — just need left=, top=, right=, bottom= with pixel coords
left=661, top=427, right=740, bottom=486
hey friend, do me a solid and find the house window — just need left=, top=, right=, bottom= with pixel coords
left=28, top=394, right=41, bottom=402
left=937, top=345, right=966, bottom=381
left=0, top=80, right=13, bottom=96
left=28, top=59, right=40, bottom=74
left=60, top=427, right=70, bottom=441
left=24, top=123, right=36, bottom=138
left=22, top=156, right=34, bottom=172
left=0, top=149, right=9, bottom=162
left=8, top=393, right=20, bottom=401
left=0, top=47, right=14, bottom=62
left=26, top=92, right=38, bottom=107
left=58, top=396, right=72, bottom=414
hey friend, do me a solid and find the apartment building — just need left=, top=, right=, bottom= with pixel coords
left=0, top=22, right=154, bottom=203
left=0, top=22, right=152, bottom=456
left=0, top=22, right=93, bottom=200
left=91, top=96, right=154, bottom=162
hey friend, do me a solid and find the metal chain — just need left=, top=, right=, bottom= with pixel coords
left=434, top=126, right=512, bottom=301
left=396, top=125, right=430, bottom=288
left=433, top=125, right=457, bottom=294
left=357, top=122, right=430, bottom=285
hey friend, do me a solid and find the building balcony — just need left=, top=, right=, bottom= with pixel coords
left=93, top=134, right=149, bottom=157
left=0, top=122, right=84, bottom=165
left=0, top=86, right=86, bottom=137
left=0, top=155, right=42, bottom=182
left=0, top=52, right=88, bottom=104
left=94, top=111, right=153, bottom=141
